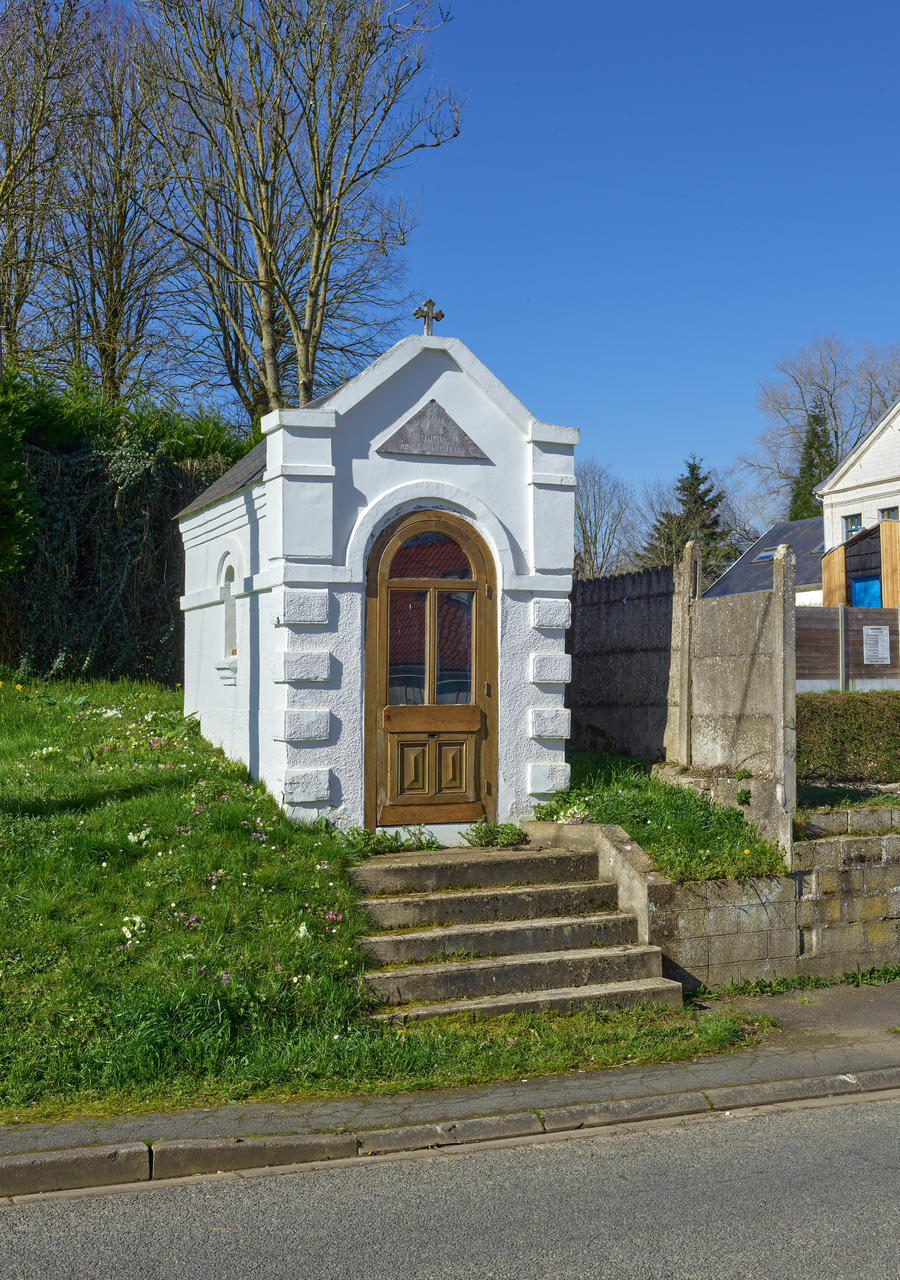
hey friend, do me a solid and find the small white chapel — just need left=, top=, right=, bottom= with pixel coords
left=177, top=311, right=577, bottom=837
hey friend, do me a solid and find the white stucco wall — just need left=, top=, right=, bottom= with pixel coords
left=796, top=586, right=823, bottom=606
left=179, top=335, right=577, bottom=833
left=819, top=399, right=900, bottom=549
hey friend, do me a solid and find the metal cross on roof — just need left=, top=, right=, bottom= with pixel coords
left=414, top=298, right=444, bottom=336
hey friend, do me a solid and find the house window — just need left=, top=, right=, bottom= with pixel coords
left=751, top=547, right=777, bottom=563
left=879, top=506, right=899, bottom=521
left=844, top=513, right=862, bottom=539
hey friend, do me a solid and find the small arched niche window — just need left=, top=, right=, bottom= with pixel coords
left=222, top=564, right=237, bottom=658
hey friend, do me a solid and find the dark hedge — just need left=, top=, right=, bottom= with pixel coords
left=796, top=690, right=900, bottom=784
left=0, top=442, right=230, bottom=685
left=0, top=366, right=260, bottom=685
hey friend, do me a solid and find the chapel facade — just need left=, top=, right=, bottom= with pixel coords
left=177, top=331, right=576, bottom=837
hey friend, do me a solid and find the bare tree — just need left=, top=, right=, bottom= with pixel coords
left=573, top=458, right=635, bottom=578
left=44, top=9, right=185, bottom=399
left=137, top=0, right=462, bottom=413
left=741, top=333, right=900, bottom=510
left=0, top=0, right=91, bottom=364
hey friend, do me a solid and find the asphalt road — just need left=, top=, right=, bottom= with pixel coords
left=1, top=1097, right=897, bottom=1280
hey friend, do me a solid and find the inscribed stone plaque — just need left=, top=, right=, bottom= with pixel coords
left=377, top=400, right=488, bottom=460
left=863, top=625, right=890, bottom=664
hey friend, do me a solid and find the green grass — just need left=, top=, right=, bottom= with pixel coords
left=0, top=674, right=769, bottom=1122
left=797, top=782, right=897, bottom=811
left=533, top=751, right=784, bottom=882
left=688, top=964, right=900, bottom=1001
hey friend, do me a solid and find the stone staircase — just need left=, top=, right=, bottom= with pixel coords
left=352, top=843, right=683, bottom=1022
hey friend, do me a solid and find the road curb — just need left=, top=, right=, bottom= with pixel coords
left=0, top=1143, right=149, bottom=1198
left=2, top=1067, right=899, bottom=1199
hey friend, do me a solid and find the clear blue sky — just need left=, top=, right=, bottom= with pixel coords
left=399, top=0, right=900, bottom=493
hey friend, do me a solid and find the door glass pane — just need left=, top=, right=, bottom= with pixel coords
left=388, top=591, right=427, bottom=704
left=390, top=532, right=472, bottom=579
left=436, top=591, right=472, bottom=704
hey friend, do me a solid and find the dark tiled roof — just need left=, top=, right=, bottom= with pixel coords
left=176, top=439, right=268, bottom=519
left=703, top=517, right=824, bottom=597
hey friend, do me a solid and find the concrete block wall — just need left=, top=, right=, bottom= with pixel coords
left=527, top=821, right=898, bottom=990
left=792, top=817, right=900, bottom=977
left=647, top=875, right=801, bottom=989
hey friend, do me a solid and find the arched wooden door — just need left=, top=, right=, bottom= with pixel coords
left=364, top=511, right=497, bottom=829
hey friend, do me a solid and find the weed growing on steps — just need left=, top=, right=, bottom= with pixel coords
left=460, top=819, right=527, bottom=848
left=333, top=825, right=441, bottom=857
left=0, top=675, right=769, bottom=1122
left=533, top=751, right=784, bottom=882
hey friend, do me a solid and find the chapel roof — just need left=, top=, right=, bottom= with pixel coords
left=175, top=385, right=341, bottom=520
left=176, top=332, right=571, bottom=522
left=703, top=516, right=824, bottom=597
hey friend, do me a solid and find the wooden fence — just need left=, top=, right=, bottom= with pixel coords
left=796, top=606, right=900, bottom=688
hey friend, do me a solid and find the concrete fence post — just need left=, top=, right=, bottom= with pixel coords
left=837, top=603, right=847, bottom=692
left=666, top=541, right=701, bottom=767
left=773, top=545, right=796, bottom=859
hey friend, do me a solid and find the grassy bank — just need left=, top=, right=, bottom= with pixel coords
left=0, top=675, right=767, bottom=1122
left=534, top=751, right=784, bottom=882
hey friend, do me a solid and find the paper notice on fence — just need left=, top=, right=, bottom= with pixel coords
left=862, top=625, right=891, bottom=665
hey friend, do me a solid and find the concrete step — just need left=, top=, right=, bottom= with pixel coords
left=373, top=976, right=684, bottom=1022
left=360, top=880, right=619, bottom=929
left=365, top=944, right=664, bottom=1005
left=361, top=912, right=638, bottom=965
left=351, top=847, right=598, bottom=896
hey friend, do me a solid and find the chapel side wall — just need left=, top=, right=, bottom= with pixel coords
left=567, top=567, right=677, bottom=760
left=180, top=490, right=270, bottom=774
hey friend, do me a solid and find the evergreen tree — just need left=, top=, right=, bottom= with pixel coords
left=787, top=400, right=837, bottom=520
left=639, top=455, right=740, bottom=586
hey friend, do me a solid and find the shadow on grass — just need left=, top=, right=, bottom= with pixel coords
left=797, top=781, right=896, bottom=810
left=0, top=773, right=193, bottom=818
left=566, top=749, right=653, bottom=789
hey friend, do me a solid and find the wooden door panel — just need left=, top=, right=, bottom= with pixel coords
left=382, top=705, right=481, bottom=733
left=436, top=739, right=471, bottom=796
left=398, top=740, right=428, bottom=797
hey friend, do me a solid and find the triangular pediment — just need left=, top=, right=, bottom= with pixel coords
left=376, top=399, right=488, bottom=460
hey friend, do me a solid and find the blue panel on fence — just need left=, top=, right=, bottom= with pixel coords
left=850, top=574, right=882, bottom=607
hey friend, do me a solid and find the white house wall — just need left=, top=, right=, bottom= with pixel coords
left=819, top=401, right=900, bottom=548
left=179, top=335, right=577, bottom=833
